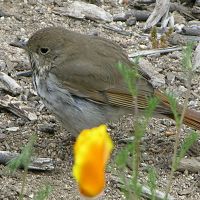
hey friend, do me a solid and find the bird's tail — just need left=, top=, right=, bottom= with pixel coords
left=155, top=90, right=200, bottom=131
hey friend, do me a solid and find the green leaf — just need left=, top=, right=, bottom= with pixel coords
left=144, top=97, right=159, bottom=120
left=116, top=62, right=140, bottom=96
left=115, top=143, right=133, bottom=168
left=182, top=42, right=195, bottom=70
left=174, top=131, right=199, bottom=169
left=7, top=134, right=37, bottom=173
left=147, top=167, right=157, bottom=200
left=165, top=92, right=181, bottom=127
left=34, top=185, right=52, bottom=200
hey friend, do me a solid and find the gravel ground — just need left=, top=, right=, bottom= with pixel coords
left=0, top=0, right=199, bottom=199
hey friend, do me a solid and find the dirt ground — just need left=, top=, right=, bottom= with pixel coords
left=0, top=0, right=200, bottom=199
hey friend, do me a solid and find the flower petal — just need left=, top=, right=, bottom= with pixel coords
left=73, top=125, right=113, bottom=197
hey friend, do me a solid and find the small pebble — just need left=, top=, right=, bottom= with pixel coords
left=126, top=16, right=136, bottom=26
left=28, top=112, right=37, bottom=121
left=166, top=72, right=176, bottom=84
left=113, top=13, right=126, bottom=22
left=38, top=123, right=56, bottom=134
left=0, top=60, right=6, bottom=71
left=6, top=127, right=19, bottom=132
left=178, top=85, right=187, bottom=94
left=0, top=133, right=6, bottom=142
left=16, top=118, right=26, bottom=126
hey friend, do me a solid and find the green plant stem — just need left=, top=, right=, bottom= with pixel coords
left=164, top=72, right=192, bottom=199
left=132, top=93, right=141, bottom=200
left=133, top=95, right=140, bottom=178
left=123, top=173, right=134, bottom=199
left=133, top=95, right=138, bottom=117
left=134, top=138, right=140, bottom=180
left=19, top=168, right=28, bottom=200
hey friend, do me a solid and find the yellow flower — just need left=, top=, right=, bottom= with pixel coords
left=73, top=125, right=113, bottom=198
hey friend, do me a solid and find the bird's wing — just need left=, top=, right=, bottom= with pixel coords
left=50, top=35, right=154, bottom=109
left=51, top=60, right=154, bottom=109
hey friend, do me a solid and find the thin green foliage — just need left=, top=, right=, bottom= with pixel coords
left=115, top=143, right=133, bottom=169
left=165, top=93, right=181, bottom=127
left=119, top=181, right=142, bottom=200
left=174, top=132, right=199, bottom=169
left=131, top=97, right=158, bottom=183
left=8, top=134, right=37, bottom=173
left=7, top=134, right=37, bottom=200
left=34, top=185, right=52, bottom=200
left=130, top=180, right=142, bottom=199
left=144, top=97, right=159, bottom=120
left=182, top=42, right=194, bottom=70
left=147, top=167, right=157, bottom=200
left=115, top=42, right=199, bottom=200
left=165, top=42, right=198, bottom=199
left=134, top=97, right=159, bottom=140
left=117, top=61, right=140, bottom=97
left=115, top=61, right=159, bottom=200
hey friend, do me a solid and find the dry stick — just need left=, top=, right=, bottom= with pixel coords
left=0, top=151, right=54, bottom=171
left=128, top=46, right=182, bottom=58
left=164, top=72, right=193, bottom=199
left=144, top=0, right=170, bottom=30
left=182, top=26, right=200, bottom=36
left=170, top=3, right=196, bottom=20
left=100, top=24, right=132, bottom=36
left=134, top=0, right=156, bottom=4
left=0, top=72, right=23, bottom=95
left=0, top=95, right=37, bottom=121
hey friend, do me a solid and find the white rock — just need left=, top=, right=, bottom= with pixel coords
left=193, top=41, right=200, bottom=72
left=6, top=127, right=19, bottom=132
left=166, top=72, right=176, bottom=84
left=54, top=1, right=113, bottom=22
left=28, top=112, right=37, bottom=121
left=139, top=58, right=165, bottom=87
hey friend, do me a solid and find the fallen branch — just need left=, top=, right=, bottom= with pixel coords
left=100, top=24, right=132, bottom=36
left=182, top=26, right=200, bottom=36
left=134, top=0, right=155, bottom=3
left=0, top=95, right=37, bottom=121
left=0, top=72, right=23, bottom=95
left=16, top=70, right=32, bottom=77
left=0, top=151, right=54, bottom=171
left=170, top=2, right=196, bottom=20
left=169, top=33, right=200, bottom=45
left=53, top=1, right=113, bottom=22
left=144, top=0, right=170, bottom=30
left=9, top=39, right=27, bottom=49
left=128, top=46, right=182, bottom=58
left=127, top=10, right=151, bottom=21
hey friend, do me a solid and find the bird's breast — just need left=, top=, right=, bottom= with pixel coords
left=32, top=72, right=129, bottom=135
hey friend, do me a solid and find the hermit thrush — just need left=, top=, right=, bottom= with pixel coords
left=22, top=27, right=200, bottom=136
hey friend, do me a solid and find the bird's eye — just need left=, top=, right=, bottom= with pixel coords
left=39, top=47, right=50, bottom=55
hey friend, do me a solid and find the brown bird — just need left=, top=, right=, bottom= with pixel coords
left=23, top=27, right=200, bottom=136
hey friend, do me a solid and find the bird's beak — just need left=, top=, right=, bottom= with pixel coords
left=9, top=39, right=28, bottom=50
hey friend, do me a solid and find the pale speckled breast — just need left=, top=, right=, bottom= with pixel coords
left=32, top=72, right=129, bottom=136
